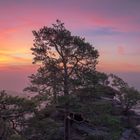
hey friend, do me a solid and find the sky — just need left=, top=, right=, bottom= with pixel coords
left=0, top=0, right=140, bottom=92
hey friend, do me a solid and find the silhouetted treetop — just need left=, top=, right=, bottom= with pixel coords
left=31, top=20, right=99, bottom=71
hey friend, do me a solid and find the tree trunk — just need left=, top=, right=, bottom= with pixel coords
left=63, top=62, right=70, bottom=140
left=53, top=85, right=57, bottom=104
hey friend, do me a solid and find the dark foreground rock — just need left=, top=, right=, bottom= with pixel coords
left=120, top=129, right=140, bottom=140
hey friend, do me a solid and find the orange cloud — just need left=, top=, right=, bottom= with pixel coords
left=0, top=50, right=32, bottom=67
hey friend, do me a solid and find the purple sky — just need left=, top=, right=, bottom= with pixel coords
left=0, top=0, right=140, bottom=92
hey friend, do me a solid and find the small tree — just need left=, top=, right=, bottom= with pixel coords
left=0, top=90, right=36, bottom=140
left=28, top=20, right=99, bottom=140
left=109, top=74, right=140, bottom=114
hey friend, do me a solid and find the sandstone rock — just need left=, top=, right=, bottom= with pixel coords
left=120, top=129, right=132, bottom=140
left=135, top=125, right=140, bottom=135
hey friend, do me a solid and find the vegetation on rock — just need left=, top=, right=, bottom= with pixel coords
left=0, top=20, right=140, bottom=140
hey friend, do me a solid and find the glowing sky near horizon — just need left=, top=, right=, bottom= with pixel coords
left=0, top=0, right=140, bottom=91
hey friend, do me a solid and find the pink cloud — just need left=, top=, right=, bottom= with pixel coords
left=117, top=46, right=125, bottom=55
left=98, top=61, right=140, bottom=73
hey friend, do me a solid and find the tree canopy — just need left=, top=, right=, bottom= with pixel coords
left=26, top=20, right=99, bottom=103
left=26, top=20, right=99, bottom=140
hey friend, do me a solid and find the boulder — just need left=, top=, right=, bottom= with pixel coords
left=135, top=125, right=140, bottom=135
left=120, top=128, right=140, bottom=140
left=120, top=129, right=132, bottom=140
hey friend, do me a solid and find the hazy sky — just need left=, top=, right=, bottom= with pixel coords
left=0, top=0, right=140, bottom=91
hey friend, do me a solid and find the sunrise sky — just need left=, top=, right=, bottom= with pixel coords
left=0, top=0, right=140, bottom=92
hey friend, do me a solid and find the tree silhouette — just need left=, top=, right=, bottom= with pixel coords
left=0, top=90, right=36, bottom=140
left=27, top=20, right=99, bottom=140
left=110, top=74, right=140, bottom=114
